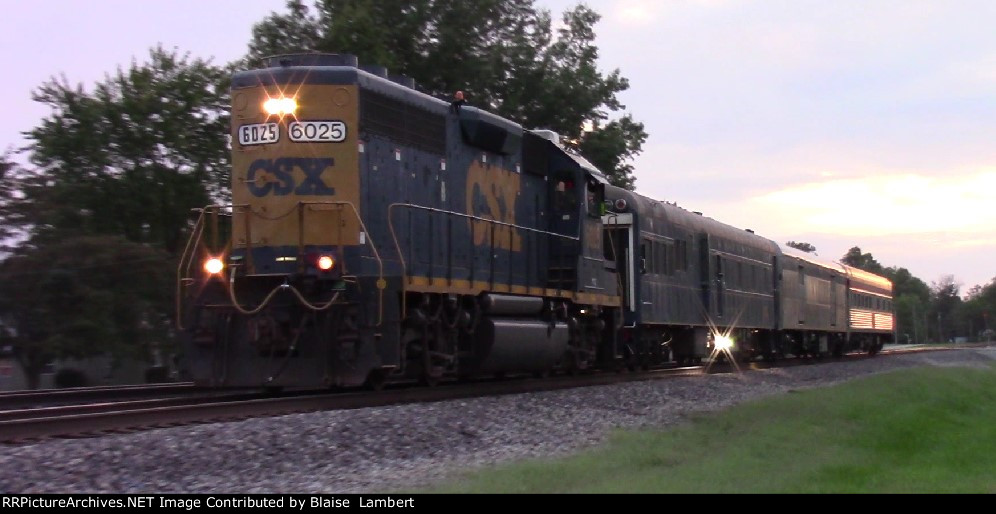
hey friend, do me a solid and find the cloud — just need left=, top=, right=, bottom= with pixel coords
left=592, top=1, right=996, bottom=289
left=609, top=0, right=737, bottom=27
left=899, top=53, right=996, bottom=101
left=612, top=0, right=662, bottom=26
left=749, top=170, right=996, bottom=236
left=650, top=168, right=996, bottom=288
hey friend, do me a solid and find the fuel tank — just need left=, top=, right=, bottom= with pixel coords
left=473, top=318, right=568, bottom=373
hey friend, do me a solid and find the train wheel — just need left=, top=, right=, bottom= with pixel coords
left=364, top=369, right=389, bottom=391
left=565, top=348, right=590, bottom=375
left=421, top=369, right=442, bottom=387
left=613, top=359, right=626, bottom=373
left=657, top=347, right=671, bottom=367
left=421, top=329, right=444, bottom=387
left=831, top=339, right=844, bottom=358
left=420, top=342, right=443, bottom=386
left=403, top=306, right=447, bottom=387
left=625, top=357, right=638, bottom=373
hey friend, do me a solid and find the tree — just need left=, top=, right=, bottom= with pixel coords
left=883, top=266, right=931, bottom=344
left=841, top=246, right=884, bottom=274
left=786, top=241, right=816, bottom=253
left=246, top=0, right=322, bottom=61
left=23, top=46, right=230, bottom=254
left=247, top=0, right=647, bottom=189
left=579, top=115, right=646, bottom=190
left=894, top=294, right=926, bottom=343
left=0, top=236, right=172, bottom=389
left=884, top=266, right=931, bottom=303
left=956, top=277, right=996, bottom=342
left=929, top=275, right=962, bottom=342
left=2, top=48, right=230, bottom=387
left=0, top=155, right=28, bottom=251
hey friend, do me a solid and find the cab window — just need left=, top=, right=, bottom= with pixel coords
left=586, top=182, right=604, bottom=217
left=553, top=175, right=578, bottom=212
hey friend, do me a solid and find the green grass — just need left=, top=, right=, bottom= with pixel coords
left=424, top=364, right=996, bottom=493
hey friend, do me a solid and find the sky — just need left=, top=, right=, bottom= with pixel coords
left=3, top=0, right=995, bottom=293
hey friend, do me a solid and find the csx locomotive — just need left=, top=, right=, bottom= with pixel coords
left=177, top=54, right=894, bottom=389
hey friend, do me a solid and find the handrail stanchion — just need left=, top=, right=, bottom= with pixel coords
left=211, top=207, right=219, bottom=253
left=446, top=215, right=453, bottom=286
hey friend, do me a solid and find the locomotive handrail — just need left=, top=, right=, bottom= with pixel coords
left=388, top=204, right=581, bottom=240
left=292, top=200, right=386, bottom=326
left=176, top=201, right=386, bottom=328
left=386, top=203, right=581, bottom=309
left=185, top=207, right=234, bottom=279
left=176, top=207, right=225, bottom=330
left=176, top=210, right=202, bottom=330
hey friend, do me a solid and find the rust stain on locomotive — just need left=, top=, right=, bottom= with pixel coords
left=465, top=160, right=522, bottom=251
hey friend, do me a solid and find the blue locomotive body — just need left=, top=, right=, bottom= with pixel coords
left=177, top=54, right=892, bottom=389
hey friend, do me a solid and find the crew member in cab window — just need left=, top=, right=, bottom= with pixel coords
left=554, top=178, right=577, bottom=212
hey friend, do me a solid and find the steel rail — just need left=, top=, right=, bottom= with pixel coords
left=0, top=383, right=198, bottom=410
left=1, top=344, right=982, bottom=444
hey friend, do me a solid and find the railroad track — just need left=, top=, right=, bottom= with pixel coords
left=0, top=382, right=198, bottom=410
left=0, top=344, right=974, bottom=444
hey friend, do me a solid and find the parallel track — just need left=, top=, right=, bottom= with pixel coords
left=0, top=382, right=198, bottom=410
left=0, top=344, right=977, bottom=444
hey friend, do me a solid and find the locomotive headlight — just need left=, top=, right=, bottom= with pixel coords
left=713, top=334, right=734, bottom=351
left=263, top=96, right=297, bottom=116
left=204, top=257, right=224, bottom=275
left=317, top=255, right=335, bottom=271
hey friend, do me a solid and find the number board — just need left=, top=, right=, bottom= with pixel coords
left=238, top=123, right=279, bottom=146
left=289, top=121, right=347, bottom=143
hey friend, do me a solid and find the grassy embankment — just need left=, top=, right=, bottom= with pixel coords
left=426, top=364, right=996, bottom=493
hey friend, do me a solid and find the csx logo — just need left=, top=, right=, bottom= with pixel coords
left=247, top=158, right=335, bottom=197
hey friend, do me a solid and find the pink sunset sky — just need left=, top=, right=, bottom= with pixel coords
left=3, top=0, right=994, bottom=292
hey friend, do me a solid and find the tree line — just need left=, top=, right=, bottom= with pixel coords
left=2, top=1, right=990, bottom=389
left=0, top=0, right=646, bottom=388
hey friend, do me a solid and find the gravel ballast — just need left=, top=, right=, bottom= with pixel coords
left=2, top=346, right=994, bottom=493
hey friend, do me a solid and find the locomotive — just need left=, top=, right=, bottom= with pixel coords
left=176, top=54, right=894, bottom=389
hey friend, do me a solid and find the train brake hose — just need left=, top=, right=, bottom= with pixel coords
left=227, top=272, right=341, bottom=315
